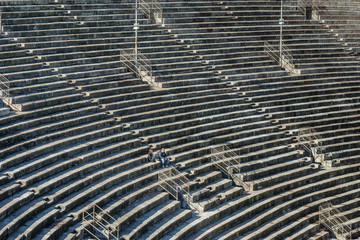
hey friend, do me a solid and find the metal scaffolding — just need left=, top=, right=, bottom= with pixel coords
left=319, top=202, right=352, bottom=240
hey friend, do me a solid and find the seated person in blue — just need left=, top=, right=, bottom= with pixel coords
left=158, top=147, right=169, bottom=168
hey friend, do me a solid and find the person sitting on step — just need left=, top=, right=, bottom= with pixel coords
left=146, top=149, right=156, bottom=162
left=158, top=147, right=169, bottom=168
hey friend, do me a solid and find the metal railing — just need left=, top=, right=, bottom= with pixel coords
left=120, top=48, right=154, bottom=84
left=139, top=0, right=163, bottom=24
left=297, top=0, right=322, bottom=21
left=297, top=127, right=325, bottom=164
left=210, top=145, right=250, bottom=190
left=158, top=167, right=190, bottom=199
left=0, top=74, right=21, bottom=112
left=264, top=41, right=297, bottom=74
left=158, top=167, right=203, bottom=212
left=319, top=202, right=352, bottom=240
left=82, top=205, right=119, bottom=240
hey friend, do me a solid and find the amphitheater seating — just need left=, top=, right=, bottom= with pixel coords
left=309, top=0, right=360, bottom=53
left=1, top=0, right=360, bottom=239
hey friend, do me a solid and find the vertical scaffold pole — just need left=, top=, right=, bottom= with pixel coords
left=279, top=0, right=283, bottom=68
left=134, top=0, right=139, bottom=74
left=0, top=9, right=2, bottom=32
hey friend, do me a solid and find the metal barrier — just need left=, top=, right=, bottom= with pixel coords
left=264, top=41, right=297, bottom=74
left=297, top=127, right=325, bottom=164
left=297, top=0, right=322, bottom=21
left=120, top=48, right=154, bottom=84
left=158, top=167, right=203, bottom=212
left=82, top=204, right=119, bottom=240
left=319, top=202, right=352, bottom=240
left=139, top=0, right=163, bottom=24
left=210, top=145, right=250, bottom=190
left=158, top=167, right=190, bottom=200
left=0, top=74, right=21, bottom=111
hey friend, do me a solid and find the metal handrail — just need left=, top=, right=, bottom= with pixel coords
left=0, top=74, right=21, bottom=112
left=120, top=48, right=153, bottom=84
left=210, top=145, right=251, bottom=190
left=158, top=167, right=204, bottom=212
left=82, top=205, right=119, bottom=240
left=297, top=127, right=325, bottom=164
left=297, top=0, right=322, bottom=20
left=139, top=0, right=163, bottom=24
left=319, top=202, right=352, bottom=239
left=264, top=41, right=296, bottom=74
left=139, top=0, right=151, bottom=19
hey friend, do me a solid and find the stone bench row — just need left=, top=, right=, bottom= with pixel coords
left=0, top=104, right=99, bottom=141
left=102, top=87, right=233, bottom=112
left=240, top=158, right=310, bottom=182
left=151, top=123, right=278, bottom=152
left=282, top=189, right=360, bottom=239
left=110, top=92, right=239, bottom=119
left=163, top=19, right=319, bottom=30
left=0, top=124, right=128, bottom=174
left=232, top=70, right=360, bottom=89
left=169, top=164, right=360, bottom=239
left=0, top=140, right=146, bottom=205
left=219, top=178, right=360, bottom=239
left=124, top=103, right=252, bottom=131
left=143, top=114, right=268, bottom=145
left=96, top=82, right=227, bottom=107
left=184, top=140, right=292, bottom=176
left=182, top=145, right=292, bottom=183
left=12, top=33, right=172, bottom=51
left=166, top=23, right=324, bottom=36
left=185, top=164, right=360, bottom=240
left=265, top=99, right=360, bottom=120
left=244, top=79, right=360, bottom=100
left=250, top=163, right=318, bottom=191
left=1, top=160, right=159, bottom=239
left=0, top=110, right=110, bottom=154
left=117, top=98, right=245, bottom=123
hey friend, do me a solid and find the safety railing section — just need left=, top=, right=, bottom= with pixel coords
left=158, top=167, right=203, bottom=212
left=297, top=127, right=325, bottom=164
left=82, top=205, right=119, bottom=240
left=297, top=0, right=322, bottom=20
left=158, top=167, right=191, bottom=200
left=0, top=74, right=21, bottom=112
left=319, top=202, right=352, bottom=240
left=139, top=0, right=163, bottom=24
left=120, top=48, right=154, bottom=85
left=211, top=145, right=251, bottom=191
left=264, top=41, right=297, bottom=75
